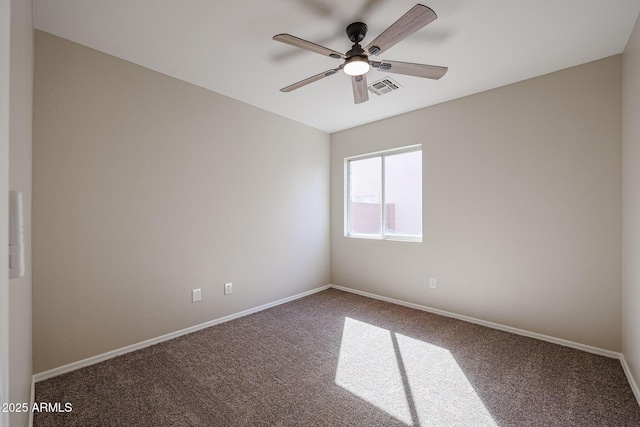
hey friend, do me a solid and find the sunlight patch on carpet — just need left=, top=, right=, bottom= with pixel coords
left=335, top=317, right=497, bottom=426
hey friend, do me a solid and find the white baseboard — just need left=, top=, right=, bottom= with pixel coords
left=33, top=285, right=330, bottom=383
left=33, top=281, right=635, bottom=405
left=330, top=284, right=640, bottom=406
left=329, top=284, right=622, bottom=359
left=620, top=354, right=640, bottom=405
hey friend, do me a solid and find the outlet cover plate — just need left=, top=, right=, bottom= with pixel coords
left=192, top=288, right=202, bottom=302
left=224, top=282, right=232, bottom=295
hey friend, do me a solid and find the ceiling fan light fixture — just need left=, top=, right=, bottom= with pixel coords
left=344, top=56, right=370, bottom=76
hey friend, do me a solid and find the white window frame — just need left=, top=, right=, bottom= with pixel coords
left=344, top=144, right=422, bottom=242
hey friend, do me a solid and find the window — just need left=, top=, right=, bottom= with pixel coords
left=345, top=145, right=422, bottom=241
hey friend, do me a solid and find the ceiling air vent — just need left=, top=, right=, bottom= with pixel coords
left=367, top=77, right=402, bottom=96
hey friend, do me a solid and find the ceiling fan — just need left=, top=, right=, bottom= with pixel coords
left=273, top=4, right=448, bottom=104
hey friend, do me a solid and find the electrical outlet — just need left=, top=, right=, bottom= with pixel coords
left=429, top=278, right=437, bottom=289
left=192, top=288, right=201, bottom=303
left=224, top=282, right=232, bottom=295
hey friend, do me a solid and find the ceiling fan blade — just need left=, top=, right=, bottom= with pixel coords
left=352, top=74, right=369, bottom=104
left=273, top=34, right=345, bottom=59
left=280, top=67, right=341, bottom=92
left=375, top=60, right=447, bottom=79
left=364, top=4, right=437, bottom=57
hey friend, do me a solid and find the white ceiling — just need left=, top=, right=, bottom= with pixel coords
left=34, top=0, right=640, bottom=133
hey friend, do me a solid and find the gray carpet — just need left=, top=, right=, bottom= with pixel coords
left=35, top=288, right=640, bottom=426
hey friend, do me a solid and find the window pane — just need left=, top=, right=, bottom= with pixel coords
left=384, top=151, right=422, bottom=237
left=349, top=157, right=382, bottom=235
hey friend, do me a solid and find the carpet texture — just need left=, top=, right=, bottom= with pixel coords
left=34, top=289, right=640, bottom=426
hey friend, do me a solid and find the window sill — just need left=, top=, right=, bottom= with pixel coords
left=345, top=234, right=422, bottom=243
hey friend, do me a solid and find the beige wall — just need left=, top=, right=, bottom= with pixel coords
left=32, top=31, right=330, bottom=373
left=623, top=13, right=640, bottom=394
left=331, top=56, right=622, bottom=351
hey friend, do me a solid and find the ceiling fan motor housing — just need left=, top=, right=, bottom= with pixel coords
left=346, top=44, right=366, bottom=59
left=346, top=22, right=368, bottom=43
